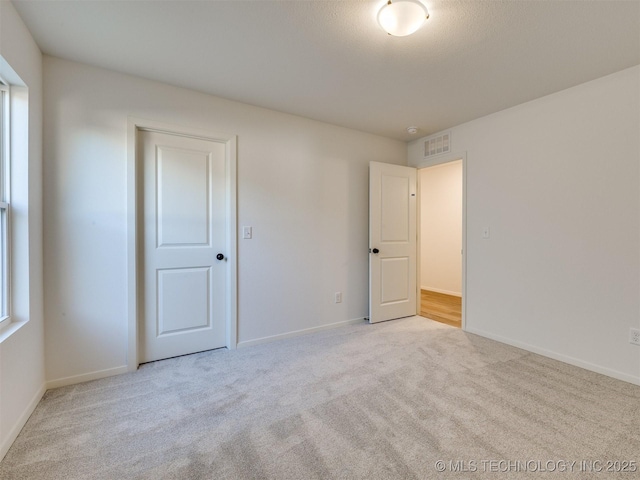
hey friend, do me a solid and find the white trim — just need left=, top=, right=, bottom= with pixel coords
left=420, top=286, right=461, bottom=297
left=0, top=318, right=26, bottom=343
left=415, top=150, right=466, bottom=169
left=46, top=366, right=129, bottom=390
left=466, top=326, right=640, bottom=386
left=415, top=151, right=467, bottom=330
left=126, top=117, right=238, bottom=371
left=237, top=317, right=366, bottom=349
left=225, top=136, right=238, bottom=350
left=126, top=118, right=138, bottom=371
left=0, top=84, right=10, bottom=326
left=0, top=383, right=46, bottom=462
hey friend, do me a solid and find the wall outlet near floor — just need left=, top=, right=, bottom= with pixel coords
left=630, top=328, right=640, bottom=346
left=335, top=292, right=342, bottom=304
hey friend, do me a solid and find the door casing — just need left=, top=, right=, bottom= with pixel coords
left=126, top=117, right=237, bottom=371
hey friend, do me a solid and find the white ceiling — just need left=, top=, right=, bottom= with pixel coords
left=11, top=0, right=640, bottom=141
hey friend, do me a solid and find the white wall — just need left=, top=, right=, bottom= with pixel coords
left=42, top=56, right=406, bottom=384
left=419, top=161, right=462, bottom=296
left=0, top=1, right=45, bottom=460
left=410, top=66, right=640, bottom=384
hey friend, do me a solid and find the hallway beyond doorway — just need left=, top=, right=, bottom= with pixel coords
left=420, top=289, right=461, bottom=328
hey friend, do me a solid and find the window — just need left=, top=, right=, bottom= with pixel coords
left=0, top=80, right=9, bottom=326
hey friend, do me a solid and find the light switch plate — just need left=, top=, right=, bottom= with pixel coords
left=243, top=226, right=252, bottom=239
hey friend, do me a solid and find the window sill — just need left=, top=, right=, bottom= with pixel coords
left=0, top=318, right=27, bottom=344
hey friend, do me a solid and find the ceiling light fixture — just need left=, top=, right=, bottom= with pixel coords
left=377, top=0, right=429, bottom=37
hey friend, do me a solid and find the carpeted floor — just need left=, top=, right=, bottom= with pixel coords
left=2, top=316, right=640, bottom=479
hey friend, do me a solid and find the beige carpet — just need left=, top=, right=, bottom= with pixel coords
left=2, top=316, right=640, bottom=479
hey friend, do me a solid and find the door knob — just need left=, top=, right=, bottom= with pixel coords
left=216, top=253, right=225, bottom=261
left=371, top=248, right=379, bottom=254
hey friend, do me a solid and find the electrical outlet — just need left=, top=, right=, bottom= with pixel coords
left=335, top=292, right=342, bottom=304
left=630, top=328, right=640, bottom=346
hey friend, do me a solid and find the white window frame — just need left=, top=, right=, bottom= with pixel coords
left=0, top=81, right=10, bottom=327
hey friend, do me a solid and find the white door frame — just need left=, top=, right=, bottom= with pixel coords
left=415, top=152, right=467, bottom=330
left=126, top=117, right=237, bottom=371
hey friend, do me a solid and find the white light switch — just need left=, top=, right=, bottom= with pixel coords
left=482, top=226, right=490, bottom=239
left=243, top=226, right=252, bottom=239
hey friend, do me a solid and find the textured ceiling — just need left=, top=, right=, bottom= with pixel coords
left=11, top=0, right=640, bottom=141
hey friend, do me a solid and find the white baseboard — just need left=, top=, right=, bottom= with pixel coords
left=465, top=326, right=640, bottom=386
left=46, top=365, right=129, bottom=390
left=237, top=317, right=366, bottom=349
left=420, top=286, right=462, bottom=297
left=0, top=382, right=46, bottom=462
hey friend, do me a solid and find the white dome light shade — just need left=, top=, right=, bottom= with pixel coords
left=377, top=0, right=429, bottom=37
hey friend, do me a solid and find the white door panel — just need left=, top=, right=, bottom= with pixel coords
left=380, top=257, right=410, bottom=304
left=157, top=267, right=211, bottom=335
left=156, top=146, right=211, bottom=247
left=381, top=174, right=411, bottom=242
left=141, top=130, right=227, bottom=362
left=369, top=162, right=417, bottom=323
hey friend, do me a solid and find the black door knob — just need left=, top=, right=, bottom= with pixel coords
left=216, top=253, right=225, bottom=261
left=372, top=248, right=379, bottom=254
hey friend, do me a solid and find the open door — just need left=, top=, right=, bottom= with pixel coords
left=369, top=162, right=417, bottom=323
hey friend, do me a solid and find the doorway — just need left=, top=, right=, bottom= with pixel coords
left=418, top=159, right=463, bottom=328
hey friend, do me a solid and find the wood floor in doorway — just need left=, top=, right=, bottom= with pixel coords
left=420, top=289, right=462, bottom=328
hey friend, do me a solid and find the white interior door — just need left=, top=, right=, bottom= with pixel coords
left=369, top=162, right=417, bottom=323
left=140, top=130, right=227, bottom=362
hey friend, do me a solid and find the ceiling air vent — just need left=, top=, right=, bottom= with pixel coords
left=423, top=132, right=451, bottom=158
